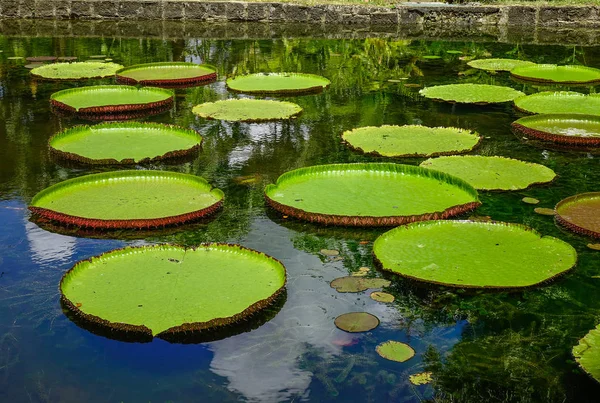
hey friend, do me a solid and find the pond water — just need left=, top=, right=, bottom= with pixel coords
left=1, top=33, right=600, bottom=402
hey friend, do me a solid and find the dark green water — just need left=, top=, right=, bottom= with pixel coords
left=1, top=34, right=600, bottom=402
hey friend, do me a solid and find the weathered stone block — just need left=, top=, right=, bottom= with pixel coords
left=539, top=6, right=594, bottom=26
left=505, top=5, right=536, bottom=26
left=226, top=2, right=246, bottom=21
left=205, top=2, right=227, bottom=21
left=164, top=1, right=184, bottom=19
left=35, top=0, right=55, bottom=19
left=307, top=5, right=325, bottom=24
left=370, top=11, right=398, bottom=25
left=184, top=2, right=207, bottom=20
left=70, top=0, right=92, bottom=18
left=19, top=0, right=36, bottom=18
left=55, top=1, right=71, bottom=19
left=283, top=4, right=309, bottom=23
left=269, top=2, right=285, bottom=22
left=139, top=1, right=163, bottom=19
left=246, top=3, right=268, bottom=21
left=398, top=8, right=423, bottom=25
left=342, top=13, right=369, bottom=25
left=324, top=5, right=343, bottom=24
left=94, top=0, right=118, bottom=19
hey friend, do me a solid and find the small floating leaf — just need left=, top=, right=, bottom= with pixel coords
left=342, top=125, right=481, bottom=158
left=26, top=56, right=56, bottom=62
left=409, top=372, right=433, bottom=385
left=522, top=197, right=540, bottom=205
left=192, top=99, right=302, bottom=122
left=420, top=84, right=524, bottom=104
left=334, top=312, right=379, bottom=333
left=370, top=291, right=395, bottom=303
left=320, top=249, right=340, bottom=257
left=587, top=244, right=600, bottom=251
left=534, top=207, right=555, bottom=216
left=376, top=341, right=415, bottom=362
left=573, top=324, right=600, bottom=382
left=467, top=58, right=536, bottom=72
left=226, top=72, right=330, bottom=95
left=555, top=192, right=600, bottom=238
left=330, top=277, right=390, bottom=293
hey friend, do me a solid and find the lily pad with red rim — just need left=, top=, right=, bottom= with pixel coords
left=28, top=170, right=224, bottom=230
left=192, top=99, right=302, bottom=122
left=48, top=122, right=202, bottom=165
left=555, top=192, right=600, bottom=238
left=511, top=114, right=600, bottom=147
left=226, top=72, right=330, bottom=95
left=341, top=125, right=481, bottom=158
left=373, top=220, right=577, bottom=289
left=334, top=312, right=379, bottom=333
left=419, top=84, right=524, bottom=104
left=264, top=163, right=480, bottom=227
left=116, top=62, right=217, bottom=88
left=510, top=64, right=600, bottom=85
left=60, top=243, right=286, bottom=341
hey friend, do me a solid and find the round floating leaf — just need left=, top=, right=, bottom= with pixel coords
left=50, top=85, right=174, bottom=119
left=514, top=91, right=600, bottom=116
left=58, top=56, right=78, bottom=62
left=264, top=163, right=480, bottom=227
left=30, top=62, right=124, bottom=80
left=373, top=220, right=577, bottom=289
left=342, top=125, right=481, bottom=158
left=226, top=72, right=330, bottom=95
left=330, top=277, right=391, bottom=293
left=588, top=243, right=600, bottom=251
left=116, top=62, right=217, bottom=87
left=420, top=155, right=556, bottom=191
left=409, top=372, right=433, bottom=385
left=192, top=99, right=302, bottom=122
left=522, top=197, right=540, bottom=205
left=60, top=244, right=286, bottom=340
left=48, top=122, right=202, bottom=165
left=511, top=64, right=600, bottom=84
left=419, top=84, right=524, bottom=104
left=421, top=55, right=441, bottom=60
left=534, top=207, right=555, bottom=216
left=320, top=249, right=340, bottom=257
left=555, top=192, right=600, bottom=238
left=573, top=324, right=600, bottom=382
left=334, top=312, right=379, bottom=333
left=512, top=114, right=600, bottom=147
left=28, top=170, right=223, bottom=230
left=376, top=341, right=415, bottom=362
left=370, top=291, right=395, bottom=303
left=467, top=58, right=536, bottom=72
left=26, top=56, right=56, bottom=62
left=446, top=50, right=463, bottom=55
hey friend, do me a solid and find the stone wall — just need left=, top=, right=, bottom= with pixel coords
left=2, top=1, right=600, bottom=29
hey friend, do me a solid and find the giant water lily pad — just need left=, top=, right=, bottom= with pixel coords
left=513, top=91, right=600, bottom=116
left=341, top=125, right=481, bottom=158
left=49, top=122, right=202, bottom=164
left=573, top=324, right=600, bottom=382
left=555, top=192, right=600, bottom=238
left=512, top=114, right=600, bottom=147
left=226, top=72, right=330, bottom=95
left=192, top=99, right=302, bottom=122
left=330, top=276, right=390, bottom=293
left=50, top=85, right=173, bottom=119
left=264, top=163, right=480, bottom=227
left=511, top=64, right=600, bottom=84
left=420, top=155, right=556, bottom=191
left=29, top=170, right=223, bottom=230
left=116, top=62, right=217, bottom=87
left=373, top=220, right=577, bottom=289
left=467, top=58, right=536, bottom=72
left=334, top=312, right=379, bottom=333
left=376, top=341, right=415, bottom=362
left=419, top=84, right=524, bottom=104
left=60, top=244, right=286, bottom=339
left=30, top=62, right=124, bottom=80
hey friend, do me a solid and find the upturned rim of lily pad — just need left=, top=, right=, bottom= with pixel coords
left=116, top=62, right=217, bottom=88
left=341, top=125, right=482, bottom=158
left=48, top=122, right=203, bottom=165
left=264, top=163, right=481, bottom=227
left=511, top=114, right=600, bottom=147
left=510, top=64, right=600, bottom=85
left=419, top=84, right=524, bottom=105
left=226, top=72, right=331, bottom=95
left=30, top=61, right=124, bottom=81
left=555, top=192, right=600, bottom=239
left=59, top=243, right=286, bottom=342
left=513, top=91, right=600, bottom=116
left=28, top=170, right=224, bottom=230
left=50, top=85, right=174, bottom=118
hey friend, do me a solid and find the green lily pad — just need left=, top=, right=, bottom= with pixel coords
left=330, top=277, right=391, bottom=293
left=30, top=62, right=123, bottom=80
left=370, top=291, right=395, bottom=303
left=334, top=312, right=379, bottom=333
left=421, top=55, right=441, bottom=60
left=511, top=114, right=600, bottom=147
left=419, top=155, right=556, bottom=191
left=116, top=62, right=217, bottom=87
left=511, top=64, right=600, bottom=84
left=320, top=249, right=340, bottom=257
left=7, top=56, right=24, bottom=60
left=573, top=324, right=600, bottom=382
left=60, top=244, right=286, bottom=339
left=29, top=170, right=223, bottom=230
left=373, top=220, right=577, bottom=289
left=555, top=192, right=600, bottom=238
left=264, top=163, right=480, bottom=227
left=48, top=122, right=202, bottom=165
left=342, top=125, right=481, bottom=158
left=514, top=91, right=600, bottom=116
left=534, top=207, right=555, bottom=216
left=192, top=99, right=302, bottom=122
left=587, top=243, right=600, bottom=251
left=420, top=84, right=524, bottom=104
left=467, top=58, right=536, bottom=72
left=409, top=372, right=433, bottom=385
left=50, top=85, right=173, bottom=118
left=446, top=50, right=463, bottom=55
left=226, top=72, right=330, bottom=95
left=376, top=341, right=415, bottom=362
